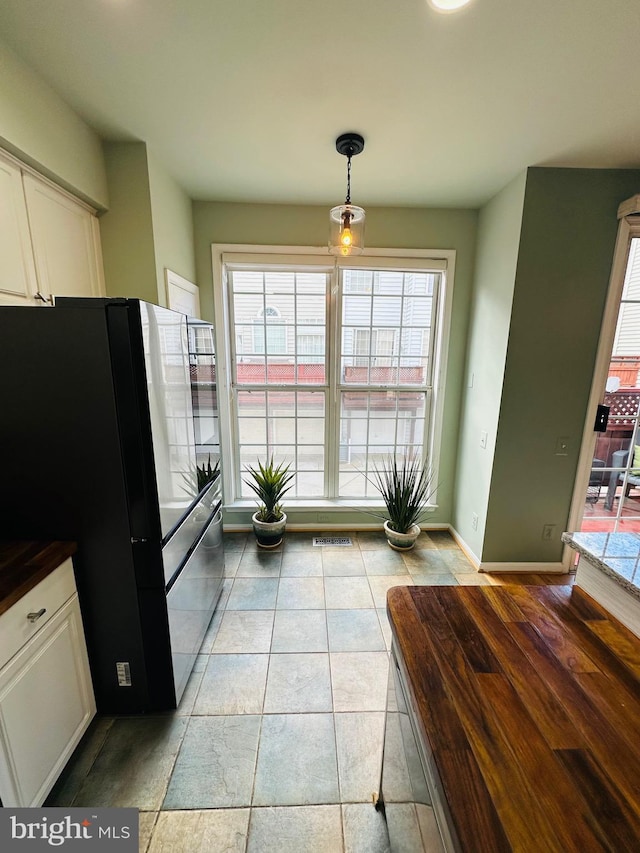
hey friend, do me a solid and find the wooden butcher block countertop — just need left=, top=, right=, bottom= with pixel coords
left=0, top=540, right=77, bottom=617
left=387, top=583, right=640, bottom=852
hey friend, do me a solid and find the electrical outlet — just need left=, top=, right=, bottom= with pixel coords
left=317, top=513, right=334, bottom=524
left=542, top=523, right=557, bottom=541
left=471, top=512, right=478, bottom=530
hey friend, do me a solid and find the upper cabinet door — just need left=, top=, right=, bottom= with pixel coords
left=23, top=173, right=105, bottom=301
left=0, top=153, right=38, bottom=306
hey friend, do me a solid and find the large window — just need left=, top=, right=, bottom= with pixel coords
left=220, top=251, right=450, bottom=503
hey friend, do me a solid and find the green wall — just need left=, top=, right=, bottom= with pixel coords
left=100, top=142, right=196, bottom=306
left=0, top=38, right=107, bottom=208
left=453, top=172, right=527, bottom=560
left=483, top=167, right=640, bottom=563
left=193, top=201, right=478, bottom=528
left=147, top=148, right=196, bottom=304
left=100, top=142, right=158, bottom=304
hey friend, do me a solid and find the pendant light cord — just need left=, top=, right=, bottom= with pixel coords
left=345, top=155, right=352, bottom=205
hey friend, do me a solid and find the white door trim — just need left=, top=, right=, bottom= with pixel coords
left=566, top=198, right=640, bottom=565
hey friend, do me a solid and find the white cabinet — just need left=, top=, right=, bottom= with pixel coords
left=0, top=149, right=105, bottom=307
left=23, top=174, right=105, bottom=302
left=0, top=558, right=96, bottom=807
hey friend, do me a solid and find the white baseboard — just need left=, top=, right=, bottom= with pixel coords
left=448, top=526, right=481, bottom=569
left=478, top=561, right=567, bottom=574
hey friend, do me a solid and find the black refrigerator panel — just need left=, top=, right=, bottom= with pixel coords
left=167, top=499, right=223, bottom=701
left=0, top=305, right=157, bottom=712
left=0, top=300, right=219, bottom=713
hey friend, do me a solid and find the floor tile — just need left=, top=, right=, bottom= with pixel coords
left=335, top=712, right=385, bottom=802
left=401, top=549, right=452, bottom=574
left=264, top=653, right=332, bottom=713
left=330, top=652, right=389, bottom=712
left=327, top=609, right=386, bottom=652
left=212, top=610, right=274, bottom=653
left=454, top=572, right=491, bottom=585
left=223, top=550, right=242, bottom=576
left=148, top=809, right=250, bottom=853
left=247, top=805, right=343, bottom=853
left=175, top=665, right=205, bottom=716
left=324, top=576, right=375, bottom=609
left=223, top=532, right=249, bottom=552
left=367, top=575, right=413, bottom=608
left=409, top=574, right=459, bottom=586
left=412, top=533, right=439, bottom=551
left=383, top=803, right=429, bottom=853
left=271, top=610, right=328, bottom=652
left=376, top=609, right=392, bottom=650
left=362, top=549, right=408, bottom=576
left=163, top=716, right=260, bottom=809
left=236, top=549, right=283, bottom=577
left=45, top=716, right=115, bottom=806
left=437, top=548, right=475, bottom=572
left=281, top=549, right=323, bottom=576
left=322, top=550, right=366, bottom=576
left=283, top=532, right=317, bottom=551
left=342, top=803, right=391, bottom=853
left=226, top=577, right=279, bottom=610
left=138, top=811, right=158, bottom=853
left=416, top=803, right=445, bottom=852
left=253, top=714, right=339, bottom=806
left=193, top=653, right=268, bottom=715
left=276, top=576, right=325, bottom=609
left=73, top=716, right=187, bottom=810
left=427, top=530, right=459, bottom=550
left=355, top=531, right=389, bottom=551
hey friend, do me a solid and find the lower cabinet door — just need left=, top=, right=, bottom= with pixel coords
left=0, top=594, right=96, bottom=806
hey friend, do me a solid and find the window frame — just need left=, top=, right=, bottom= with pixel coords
left=212, top=245, right=455, bottom=511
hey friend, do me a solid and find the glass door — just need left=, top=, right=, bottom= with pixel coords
left=581, top=236, right=640, bottom=532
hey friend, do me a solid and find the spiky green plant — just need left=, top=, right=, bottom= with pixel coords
left=196, top=455, right=220, bottom=492
left=368, top=453, right=436, bottom=534
left=244, top=457, right=294, bottom=523
left=183, top=454, right=220, bottom=496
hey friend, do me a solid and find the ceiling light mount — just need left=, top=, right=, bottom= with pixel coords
left=335, top=132, right=365, bottom=159
left=329, top=132, right=366, bottom=256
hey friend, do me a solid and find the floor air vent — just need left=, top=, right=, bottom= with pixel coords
left=312, top=536, right=353, bottom=547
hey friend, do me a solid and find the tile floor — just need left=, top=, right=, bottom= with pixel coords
left=46, top=530, right=506, bottom=851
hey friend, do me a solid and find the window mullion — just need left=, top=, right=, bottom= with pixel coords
left=326, top=266, right=340, bottom=498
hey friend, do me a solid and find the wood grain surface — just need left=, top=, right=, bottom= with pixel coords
left=387, top=583, right=640, bottom=852
left=0, top=540, right=77, bottom=616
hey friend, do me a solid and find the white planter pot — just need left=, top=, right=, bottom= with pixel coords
left=384, top=520, right=421, bottom=551
left=252, top=511, right=287, bottom=549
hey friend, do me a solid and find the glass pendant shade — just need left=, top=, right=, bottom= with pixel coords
left=329, top=204, right=365, bottom=256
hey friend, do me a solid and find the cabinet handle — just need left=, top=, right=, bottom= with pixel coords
left=34, top=291, right=54, bottom=305
left=27, top=608, right=47, bottom=623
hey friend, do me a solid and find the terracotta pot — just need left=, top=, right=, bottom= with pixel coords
left=384, top=520, right=421, bottom=551
left=252, top=511, right=287, bottom=549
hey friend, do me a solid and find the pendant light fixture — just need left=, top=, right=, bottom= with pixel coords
left=329, top=132, right=365, bottom=256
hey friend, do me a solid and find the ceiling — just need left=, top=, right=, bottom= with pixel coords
left=1, top=0, right=639, bottom=208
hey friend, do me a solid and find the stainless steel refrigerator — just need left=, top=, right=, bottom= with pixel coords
left=0, top=298, right=224, bottom=713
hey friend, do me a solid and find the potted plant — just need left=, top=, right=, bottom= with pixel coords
left=244, top=457, right=294, bottom=549
left=183, top=454, right=220, bottom=496
left=368, top=453, right=436, bottom=550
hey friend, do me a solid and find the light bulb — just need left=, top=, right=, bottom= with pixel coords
left=340, top=227, right=353, bottom=247
left=428, top=0, right=473, bottom=12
